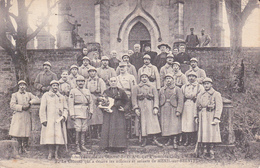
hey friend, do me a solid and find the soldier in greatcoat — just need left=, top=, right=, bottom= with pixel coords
left=173, top=62, right=187, bottom=88
left=34, top=61, right=58, bottom=96
left=153, top=43, right=171, bottom=70
left=59, top=70, right=71, bottom=99
left=195, top=77, right=223, bottom=159
left=138, top=55, right=161, bottom=90
left=185, top=58, right=206, bottom=84
left=159, top=74, right=184, bottom=149
left=181, top=71, right=204, bottom=146
left=132, top=72, right=163, bottom=147
left=97, top=56, right=117, bottom=88
left=116, top=54, right=138, bottom=81
left=39, top=80, right=68, bottom=160
left=9, top=80, right=39, bottom=154
left=78, top=56, right=94, bottom=79
left=68, top=64, right=79, bottom=89
left=85, top=67, right=106, bottom=139
left=160, top=53, right=175, bottom=87
left=69, top=75, right=94, bottom=153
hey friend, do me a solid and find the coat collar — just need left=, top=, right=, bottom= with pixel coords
left=164, top=83, right=175, bottom=89
left=88, top=76, right=98, bottom=81
left=18, top=90, right=26, bottom=94
left=142, top=63, right=152, bottom=68
left=138, top=82, right=151, bottom=87
left=187, top=81, right=198, bottom=86
left=59, top=78, right=69, bottom=84
left=80, top=64, right=91, bottom=69
left=202, top=88, right=215, bottom=95
left=101, top=65, right=109, bottom=69
left=189, top=66, right=199, bottom=72
left=48, top=90, right=61, bottom=97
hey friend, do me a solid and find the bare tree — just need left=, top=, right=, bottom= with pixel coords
left=0, top=0, right=58, bottom=83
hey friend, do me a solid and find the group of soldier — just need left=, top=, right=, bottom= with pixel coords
left=9, top=40, right=222, bottom=160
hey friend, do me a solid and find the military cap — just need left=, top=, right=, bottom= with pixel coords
left=70, top=64, right=78, bottom=70
left=201, top=28, right=205, bottom=32
left=122, top=54, right=130, bottom=59
left=43, top=61, right=51, bottom=67
left=164, top=73, right=174, bottom=79
left=119, top=62, right=127, bottom=67
left=172, top=62, right=180, bottom=67
left=166, top=53, right=174, bottom=58
left=157, top=43, right=171, bottom=50
left=18, top=80, right=27, bottom=85
left=143, top=54, right=151, bottom=60
left=203, top=77, right=213, bottom=83
left=190, top=58, right=198, bottom=63
left=101, top=56, right=109, bottom=61
left=50, top=80, right=59, bottom=85
left=190, top=27, right=194, bottom=31
left=76, top=75, right=85, bottom=81
left=140, top=72, right=149, bottom=78
left=187, top=71, right=197, bottom=77
left=82, top=56, right=90, bottom=61
left=88, top=67, right=97, bottom=72
left=143, top=43, right=151, bottom=48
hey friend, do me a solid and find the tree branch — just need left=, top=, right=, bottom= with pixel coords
left=8, top=12, right=18, bottom=21
left=26, top=0, right=36, bottom=10
left=240, top=0, right=259, bottom=27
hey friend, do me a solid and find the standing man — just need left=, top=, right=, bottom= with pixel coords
left=34, top=61, right=58, bottom=96
left=185, top=58, right=206, bottom=84
left=69, top=75, right=93, bottom=153
left=99, top=77, right=130, bottom=153
left=116, top=54, right=138, bottom=80
left=9, top=80, right=39, bottom=154
left=175, top=45, right=191, bottom=73
left=138, top=55, right=160, bottom=90
left=143, top=43, right=157, bottom=63
left=77, top=47, right=89, bottom=66
left=59, top=70, right=71, bottom=99
left=78, top=56, right=94, bottom=79
left=132, top=72, right=163, bottom=147
left=153, top=43, right=171, bottom=70
left=85, top=67, right=106, bottom=139
left=109, top=50, right=121, bottom=70
left=68, top=65, right=79, bottom=89
left=129, top=44, right=144, bottom=71
left=185, top=27, right=199, bottom=47
left=160, top=53, right=175, bottom=87
left=97, top=56, right=117, bottom=88
left=181, top=71, right=204, bottom=146
left=159, top=74, right=184, bottom=149
left=173, top=62, right=187, bottom=88
left=39, top=80, right=68, bottom=160
left=91, top=50, right=101, bottom=68
left=195, top=77, right=223, bottom=159
left=198, top=29, right=211, bottom=47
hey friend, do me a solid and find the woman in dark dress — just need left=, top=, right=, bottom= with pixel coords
left=99, top=77, right=130, bottom=153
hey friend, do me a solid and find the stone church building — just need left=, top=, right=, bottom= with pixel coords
left=58, top=0, right=224, bottom=55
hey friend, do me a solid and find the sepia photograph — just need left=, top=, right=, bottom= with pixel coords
left=0, top=0, right=259, bottom=167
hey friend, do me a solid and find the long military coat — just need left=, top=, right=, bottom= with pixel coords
left=99, top=87, right=129, bottom=148
left=138, top=64, right=161, bottom=90
left=159, top=84, right=184, bottom=136
left=132, top=82, right=161, bottom=136
left=195, top=88, right=223, bottom=143
left=160, top=63, right=174, bottom=87
left=174, top=71, right=187, bottom=88
left=9, top=91, right=38, bottom=137
left=78, top=64, right=94, bottom=79
left=34, top=70, right=58, bottom=94
left=97, top=65, right=116, bottom=87
left=39, top=91, right=68, bottom=145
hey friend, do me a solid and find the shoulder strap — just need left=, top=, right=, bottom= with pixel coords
left=76, top=88, right=90, bottom=102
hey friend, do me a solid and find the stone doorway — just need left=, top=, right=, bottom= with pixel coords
left=128, top=21, right=151, bottom=52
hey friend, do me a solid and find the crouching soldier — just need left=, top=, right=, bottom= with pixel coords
left=159, top=74, right=184, bottom=149
left=9, top=80, right=39, bottom=154
left=195, top=77, right=223, bottom=159
left=69, top=75, right=93, bottom=153
left=132, top=72, right=163, bottom=147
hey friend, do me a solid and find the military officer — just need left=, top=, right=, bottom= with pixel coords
left=160, top=53, right=175, bottom=87
left=195, top=77, right=223, bottom=159
left=116, top=54, right=138, bottom=81
left=68, top=64, right=79, bottom=89
left=69, top=75, right=94, bottom=153
left=132, top=72, right=163, bottom=147
left=181, top=71, right=204, bottom=146
left=97, top=56, right=117, bottom=88
left=173, top=62, right=187, bottom=88
left=85, top=67, right=106, bottom=139
left=159, top=74, right=184, bottom=149
left=34, top=61, right=58, bottom=96
left=185, top=58, right=206, bottom=84
left=9, top=80, right=39, bottom=154
left=78, top=56, right=94, bottom=79
left=138, top=55, right=161, bottom=90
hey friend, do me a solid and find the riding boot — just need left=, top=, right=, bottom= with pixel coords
left=183, top=133, right=190, bottom=146
left=172, top=136, right=178, bottom=149
left=200, top=144, right=209, bottom=158
left=81, top=132, right=91, bottom=152
left=141, top=137, right=147, bottom=147
left=22, top=137, right=29, bottom=153
left=48, top=145, right=53, bottom=160
left=209, top=144, right=215, bottom=159
left=55, top=145, right=59, bottom=160
left=75, top=131, right=81, bottom=153
left=190, top=132, right=196, bottom=146
left=152, top=135, right=163, bottom=147
left=165, top=137, right=172, bottom=146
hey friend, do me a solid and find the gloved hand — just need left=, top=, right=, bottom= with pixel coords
left=195, top=117, right=199, bottom=124
left=42, top=121, right=47, bottom=127
left=118, top=106, right=125, bottom=112
left=211, top=118, right=220, bottom=125
left=176, top=111, right=181, bottom=117
left=71, top=116, right=76, bottom=121
left=153, top=108, right=159, bottom=115
left=22, top=103, right=31, bottom=111
left=135, top=109, right=140, bottom=117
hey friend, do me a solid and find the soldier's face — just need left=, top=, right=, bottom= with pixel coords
left=82, top=48, right=88, bottom=55
left=102, top=60, right=109, bottom=66
left=83, top=59, right=90, bottom=66
left=77, top=80, right=85, bottom=88
left=122, top=56, right=129, bottom=62
left=109, top=78, right=118, bottom=88
left=190, top=61, right=198, bottom=68
left=173, top=49, right=178, bottom=55
left=89, top=70, right=96, bottom=78
left=43, top=65, right=50, bottom=71
left=188, top=75, right=197, bottom=83
left=134, top=45, right=140, bottom=52
left=203, top=82, right=212, bottom=91
left=140, top=75, right=148, bottom=83
left=173, top=64, right=180, bottom=72
left=179, top=46, right=185, bottom=53
left=51, top=84, right=59, bottom=92
left=144, top=46, right=151, bottom=52
left=93, top=52, right=98, bottom=58
left=166, top=57, right=174, bottom=64
left=61, top=71, right=68, bottom=81
left=160, top=46, right=166, bottom=52
left=144, top=59, right=150, bottom=65
left=165, top=77, right=174, bottom=85
left=119, top=66, right=126, bottom=73
left=71, top=68, right=78, bottom=75
left=19, top=83, right=27, bottom=91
